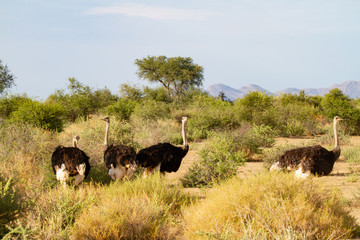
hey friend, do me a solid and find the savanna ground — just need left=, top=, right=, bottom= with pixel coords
left=167, top=136, right=360, bottom=225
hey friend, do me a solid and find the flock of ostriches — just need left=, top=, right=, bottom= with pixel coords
left=51, top=116, right=189, bottom=187
left=51, top=116, right=343, bottom=187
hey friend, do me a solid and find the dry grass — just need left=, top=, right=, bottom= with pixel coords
left=0, top=122, right=57, bottom=192
left=71, top=175, right=195, bottom=240
left=183, top=172, right=357, bottom=239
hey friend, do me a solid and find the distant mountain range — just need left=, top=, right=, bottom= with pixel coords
left=206, top=81, right=360, bottom=100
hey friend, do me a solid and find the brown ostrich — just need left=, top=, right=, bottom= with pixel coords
left=51, top=135, right=91, bottom=187
left=136, top=117, right=189, bottom=177
left=101, top=116, right=137, bottom=180
left=270, top=116, right=343, bottom=178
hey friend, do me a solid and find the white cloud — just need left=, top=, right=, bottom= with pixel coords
left=84, top=4, right=220, bottom=21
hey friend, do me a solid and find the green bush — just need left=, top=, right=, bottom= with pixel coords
left=0, top=94, right=31, bottom=119
left=143, top=86, right=171, bottom=102
left=0, top=177, right=22, bottom=238
left=181, top=133, right=245, bottom=187
left=187, top=95, right=234, bottom=139
left=321, top=89, right=360, bottom=135
left=47, top=78, right=116, bottom=122
left=235, top=124, right=276, bottom=157
left=132, top=99, right=170, bottom=121
left=105, top=98, right=137, bottom=120
left=234, top=91, right=274, bottom=124
left=274, top=101, right=320, bottom=136
left=10, top=100, right=64, bottom=132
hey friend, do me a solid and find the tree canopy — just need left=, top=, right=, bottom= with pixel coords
left=135, top=56, right=204, bottom=97
left=0, top=60, right=15, bottom=94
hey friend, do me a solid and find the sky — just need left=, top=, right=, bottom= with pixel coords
left=1, top=0, right=360, bottom=100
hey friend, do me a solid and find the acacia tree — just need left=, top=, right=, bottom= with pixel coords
left=0, top=59, right=15, bottom=94
left=135, top=56, right=204, bottom=97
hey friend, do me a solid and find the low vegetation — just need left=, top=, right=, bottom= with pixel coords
left=183, top=173, right=357, bottom=239
left=1, top=76, right=360, bottom=238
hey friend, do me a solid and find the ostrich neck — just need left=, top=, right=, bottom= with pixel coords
left=73, top=138, right=78, bottom=148
left=333, top=120, right=339, bottom=149
left=182, top=121, right=188, bottom=149
left=104, top=122, right=109, bottom=147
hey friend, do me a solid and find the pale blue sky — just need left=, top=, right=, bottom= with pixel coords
left=1, top=0, right=360, bottom=99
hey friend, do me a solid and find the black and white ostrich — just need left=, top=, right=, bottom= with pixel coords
left=270, top=116, right=343, bottom=178
left=101, top=116, right=137, bottom=180
left=136, top=117, right=189, bottom=177
left=51, top=135, right=91, bottom=187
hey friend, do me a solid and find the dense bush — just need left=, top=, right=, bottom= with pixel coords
left=181, top=132, right=245, bottom=187
left=321, top=89, right=360, bottom=134
left=132, top=99, right=170, bottom=121
left=183, top=172, right=357, bottom=239
left=234, top=124, right=276, bottom=157
left=105, top=98, right=137, bottom=120
left=47, top=78, right=116, bottom=122
left=187, top=94, right=234, bottom=139
left=0, top=177, right=22, bottom=238
left=0, top=94, right=31, bottom=118
left=10, top=100, right=64, bottom=131
left=233, top=91, right=275, bottom=126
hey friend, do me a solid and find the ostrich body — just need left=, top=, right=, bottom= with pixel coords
left=270, top=116, right=342, bottom=178
left=51, top=136, right=91, bottom=187
left=102, top=116, right=137, bottom=180
left=136, top=117, right=189, bottom=176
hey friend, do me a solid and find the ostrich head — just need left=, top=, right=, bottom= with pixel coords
left=101, top=116, right=110, bottom=123
left=72, top=135, right=80, bottom=148
left=334, top=116, right=343, bottom=123
left=182, top=117, right=188, bottom=123
left=76, top=163, right=86, bottom=176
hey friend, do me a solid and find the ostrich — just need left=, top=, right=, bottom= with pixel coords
left=51, top=135, right=91, bottom=187
left=101, top=116, right=137, bottom=180
left=136, top=117, right=189, bottom=177
left=270, top=116, right=343, bottom=178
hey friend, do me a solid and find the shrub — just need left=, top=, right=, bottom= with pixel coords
left=132, top=100, right=170, bottom=121
left=0, top=177, right=22, bottom=238
left=187, top=95, right=234, bottom=139
left=71, top=175, right=193, bottom=240
left=105, top=98, right=137, bottom=120
left=183, top=172, right=357, bottom=239
left=181, top=133, right=245, bottom=187
left=321, top=89, right=360, bottom=135
left=234, top=124, right=276, bottom=157
left=0, top=94, right=31, bottom=119
left=143, top=86, right=171, bottom=102
left=233, top=91, right=275, bottom=125
left=47, top=78, right=116, bottom=122
left=10, top=100, right=64, bottom=132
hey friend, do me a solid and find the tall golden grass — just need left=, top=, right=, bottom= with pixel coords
left=71, top=175, right=195, bottom=240
left=183, top=172, right=357, bottom=239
